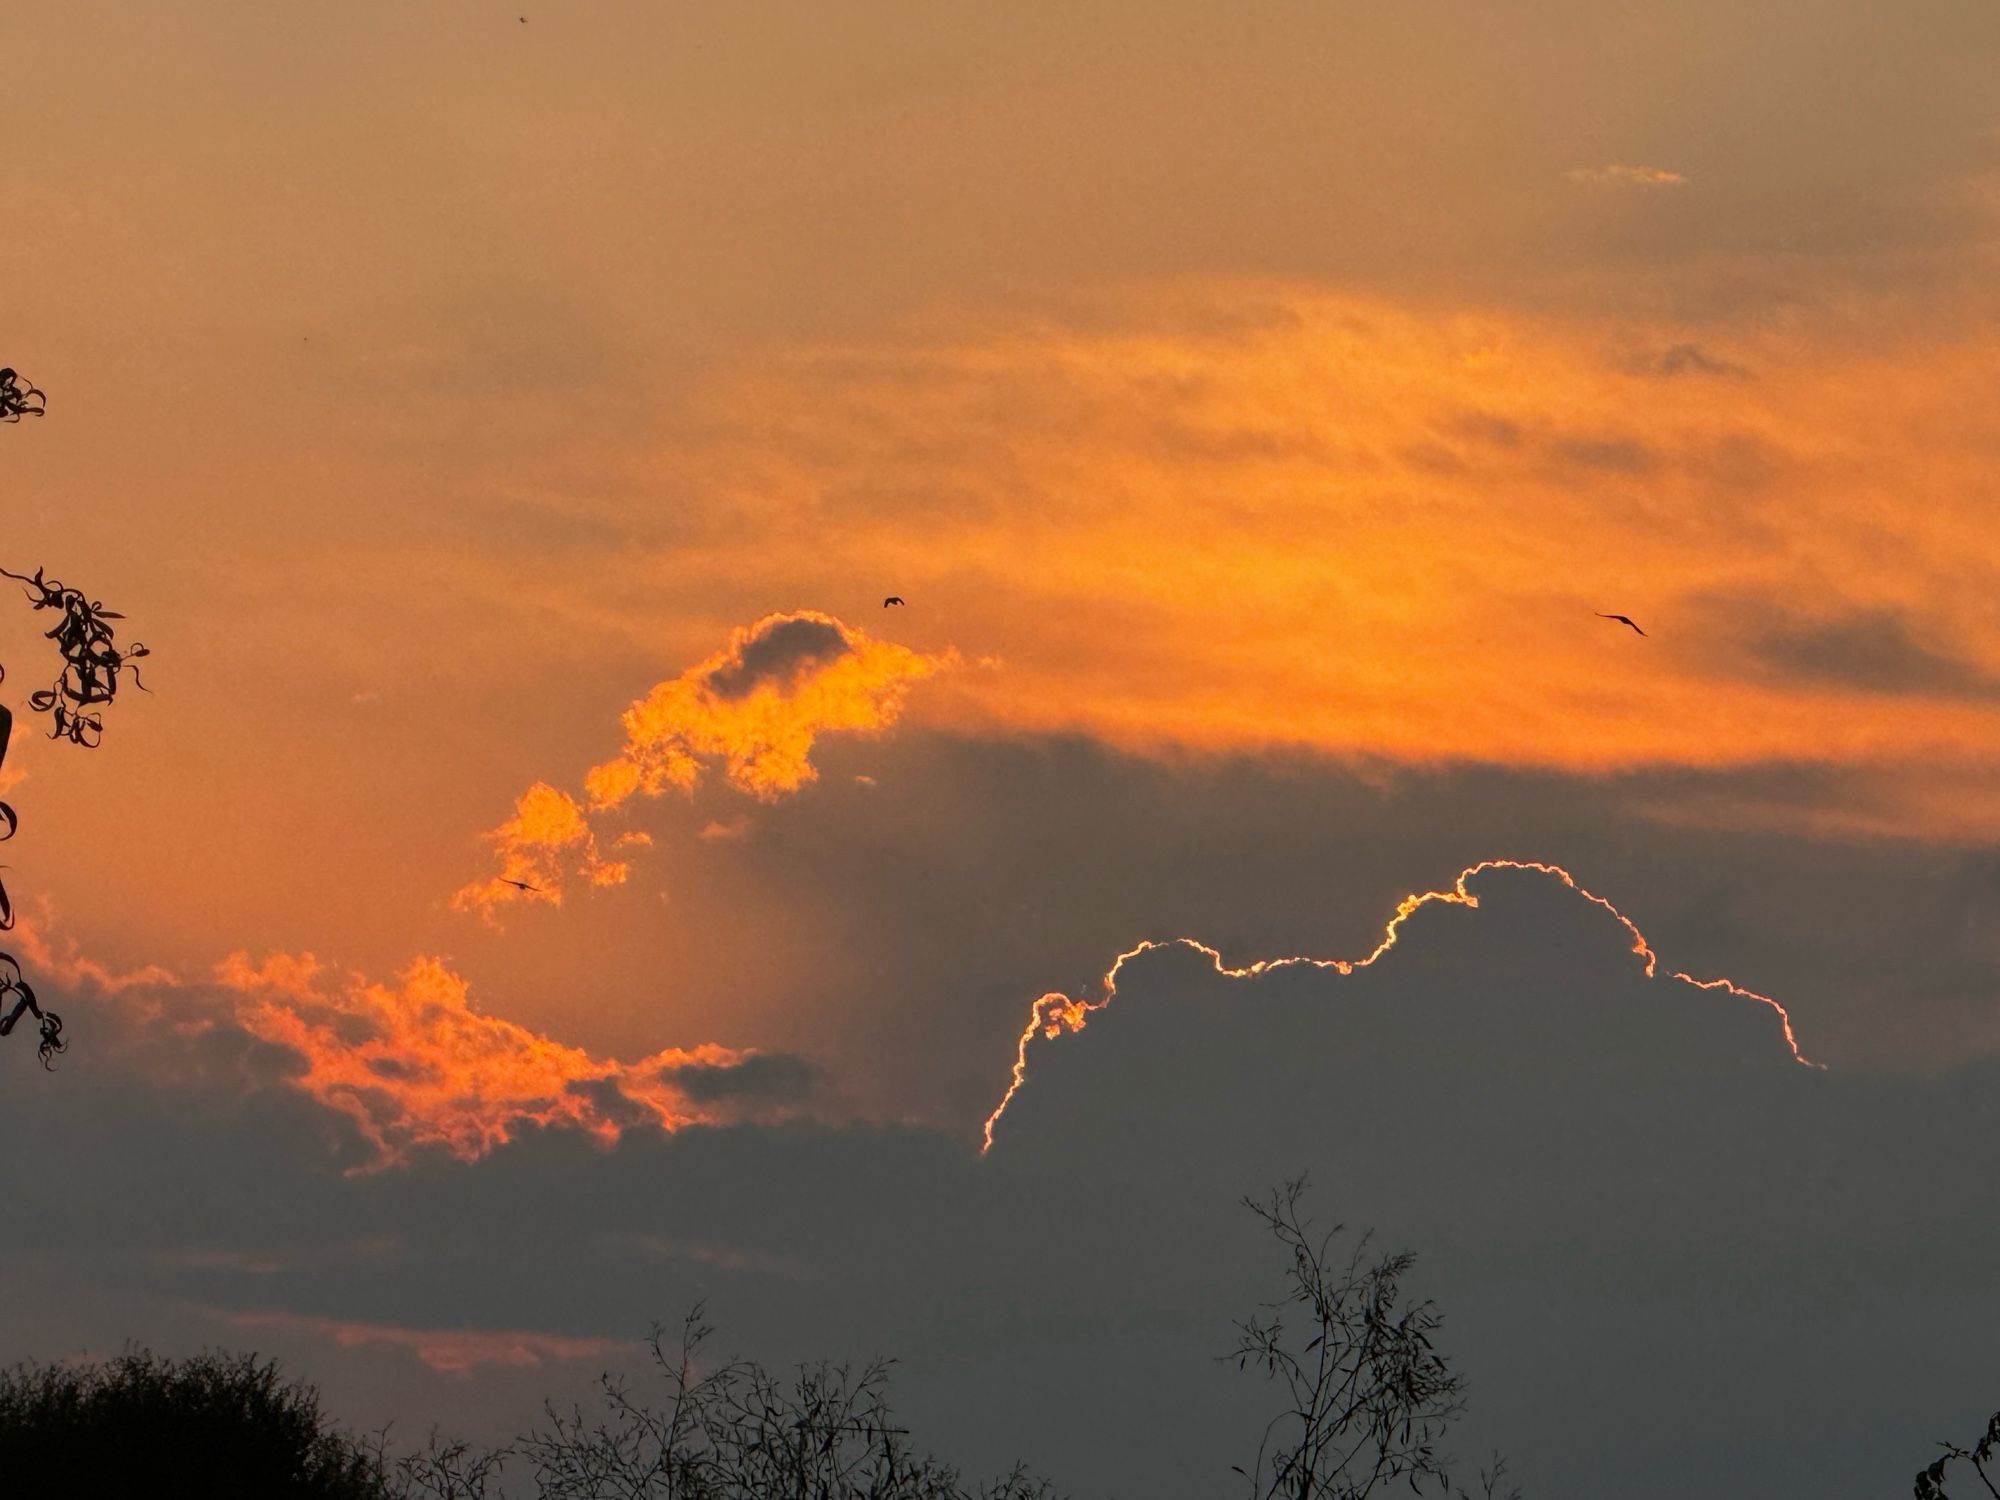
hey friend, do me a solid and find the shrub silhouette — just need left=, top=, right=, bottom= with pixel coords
left=389, top=1185, right=1525, bottom=1499
left=0, top=1186, right=1548, bottom=1499
left=392, top=1304, right=1057, bottom=1500
left=0, top=1348, right=391, bottom=1500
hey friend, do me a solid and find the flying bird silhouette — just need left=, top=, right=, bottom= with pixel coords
left=500, top=878, right=542, bottom=892
left=1596, top=613, right=1646, bottom=636
left=882, top=596, right=905, bottom=608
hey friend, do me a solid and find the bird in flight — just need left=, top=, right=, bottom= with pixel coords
left=883, top=596, right=905, bottom=608
left=500, top=878, right=542, bottom=892
left=1596, top=613, right=1646, bottom=636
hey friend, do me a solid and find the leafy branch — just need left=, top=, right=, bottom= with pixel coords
left=0, top=364, right=152, bottom=1070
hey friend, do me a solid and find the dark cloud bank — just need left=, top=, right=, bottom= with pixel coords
left=4, top=854, right=1997, bottom=1498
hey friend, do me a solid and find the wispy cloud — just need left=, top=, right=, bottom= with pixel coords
left=1689, top=596, right=2000, bottom=702
left=218, top=1308, right=619, bottom=1374
left=1567, top=163, right=1687, bottom=187
left=1646, top=342, right=1750, bottom=379
left=646, top=289, right=2000, bottom=839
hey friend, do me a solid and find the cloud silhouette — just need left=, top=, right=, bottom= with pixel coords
left=704, top=615, right=852, bottom=701
left=982, top=858, right=1817, bottom=1152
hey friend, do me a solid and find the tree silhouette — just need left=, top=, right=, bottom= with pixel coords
left=0, top=364, right=151, bottom=1069
left=1227, top=1177, right=1519, bottom=1500
left=1916, top=1409, right=2000, bottom=1499
left=0, top=1348, right=393, bottom=1500
left=0, top=563, right=150, bottom=748
left=0, top=368, right=43, bottom=423
left=0, top=1186, right=1559, bottom=1498
left=460, top=1305, right=1056, bottom=1500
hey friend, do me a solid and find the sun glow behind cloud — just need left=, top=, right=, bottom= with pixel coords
left=981, top=858, right=1821, bottom=1153
left=643, top=289, right=2000, bottom=837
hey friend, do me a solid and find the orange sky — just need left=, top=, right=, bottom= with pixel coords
left=5, top=12, right=2000, bottom=1493
left=0, top=1, right=1996, bottom=1108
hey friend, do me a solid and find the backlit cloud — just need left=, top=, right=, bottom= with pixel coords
left=216, top=950, right=800, bottom=1166
left=457, top=611, right=951, bottom=915
left=982, top=858, right=1818, bottom=1152
left=585, top=610, right=951, bottom=807
left=451, top=783, right=635, bottom=915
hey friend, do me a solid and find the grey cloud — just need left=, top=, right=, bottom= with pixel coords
left=659, top=1052, right=818, bottom=1104
left=1549, top=434, right=1658, bottom=474
left=1692, top=594, right=2000, bottom=699
left=561, top=1075, right=662, bottom=1131
left=366, top=1055, right=437, bottom=1083
left=4, top=868, right=1996, bottom=1499
left=1649, top=341, right=1752, bottom=379
left=704, top=616, right=852, bottom=701
left=12, top=732, right=2000, bottom=1495
left=1446, top=410, right=1524, bottom=449
left=548, top=728, right=2000, bottom=1124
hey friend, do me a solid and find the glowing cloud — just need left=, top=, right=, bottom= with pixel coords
left=665, top=290, right=2000, bottom=841
left=459, top=611, right=950, bottom=912
left=586, top=610, right=950, bottom=807
left=1567, top=163, right=1687, bottom=187
left=980, top=859, right=1821, bottom=1153
left=452, top=782, right=629, bottom=914
left=217, top=950, right=796, bottom=1167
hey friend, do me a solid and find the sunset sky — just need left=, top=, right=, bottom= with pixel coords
left=3, top=5, right=1999, bottom=1494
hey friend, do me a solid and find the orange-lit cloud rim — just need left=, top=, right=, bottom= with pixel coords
left=980, top=858, right=1823, bottom=1154
left=457, top=610, right=952, bottom=914
left=217, top=949, right=806, bottom=1167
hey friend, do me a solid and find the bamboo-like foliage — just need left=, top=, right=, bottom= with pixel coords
left=1225, top=1178, right=1518, bottom=1500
